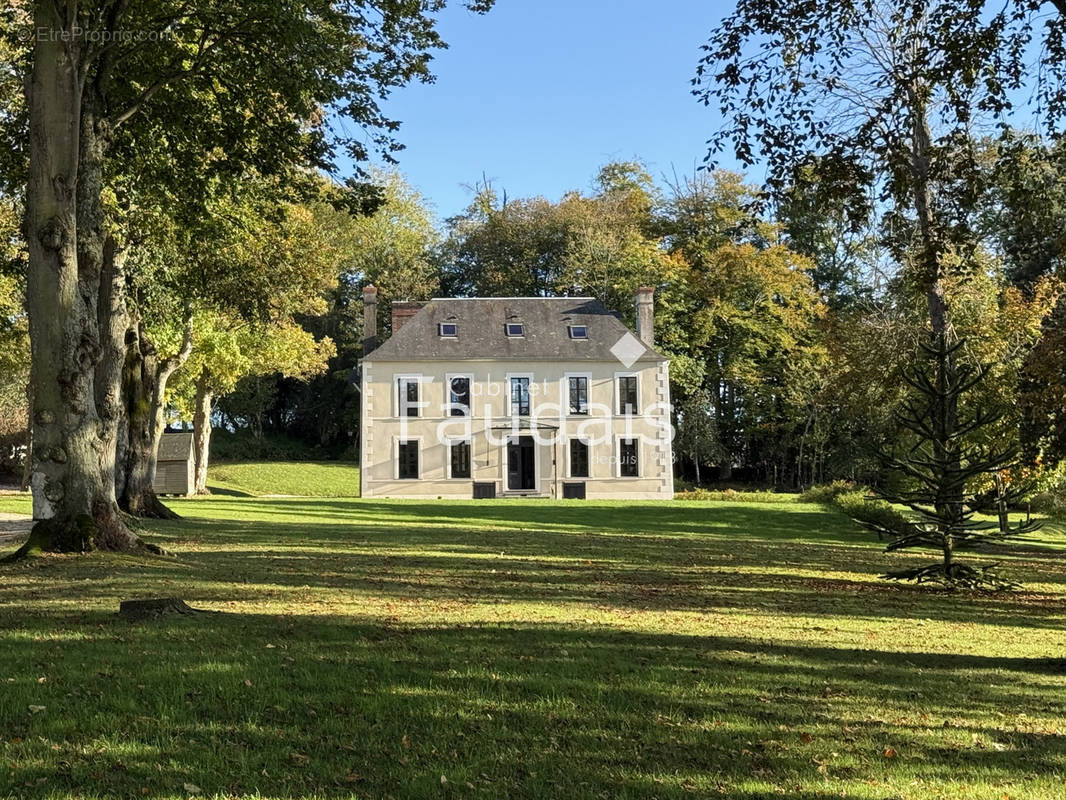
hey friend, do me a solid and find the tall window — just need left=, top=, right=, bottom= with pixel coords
left=398, top=377, right=420, bottom=417
left=450, top=441, right=471, bottom=478
left=398, top=441, right=419, bottom=479
left=570, top=439, right=589, bottom=478
left=568, top=376, right=589, bottom=415
left=510, top=377, right=531, bottom=416
left=619, top=438, right=638, bottom=477
left=449, top=376, right=471, bottom=416
left=618, top=376, right=638, bottom=415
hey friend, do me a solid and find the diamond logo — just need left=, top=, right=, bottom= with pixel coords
left=610, top=332, right=646, bottom=368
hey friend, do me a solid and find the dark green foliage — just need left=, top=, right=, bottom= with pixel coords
left=208, top=430, right=339, bottom=463
left=833, top=491, right=911, bottom=541
left=801, top=482, right=912, bottom=541
left=871, top=335, right=1038, bottom=590
left=798, top=480, right=859, bottom=506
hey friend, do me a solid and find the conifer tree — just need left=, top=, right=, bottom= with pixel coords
left=864, top=334, right=1037, bottom=590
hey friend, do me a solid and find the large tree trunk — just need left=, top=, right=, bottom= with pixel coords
left=120, top=313, right=192, bottom=518
left=23, top=4, right=136, bottom=553
left=908, top=83, right=964, bottom=567
left=20, top=383, right=33, bottom=491
left=192, top=369, right=213, bottom=495
left=95, top=235, right=130, bottom=510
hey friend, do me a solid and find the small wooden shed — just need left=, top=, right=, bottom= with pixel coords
left=153, top=432, right=194, bottom=496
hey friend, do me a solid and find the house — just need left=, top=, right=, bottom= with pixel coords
left=359, top=287, right=674, bottom=499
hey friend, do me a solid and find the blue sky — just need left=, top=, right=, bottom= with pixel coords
left=339, top=0, right=736, bottom=221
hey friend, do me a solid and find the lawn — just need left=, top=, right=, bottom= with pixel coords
left=205, top=461, right=360, bottom=497
left=0, top=495, right=1064, bottom=799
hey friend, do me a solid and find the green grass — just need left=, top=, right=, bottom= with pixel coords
left=206, top=461, right=360, bottom=497
left=0, top=492, right=30, bottom=515
left=1, top=497, right=1064, bottom=799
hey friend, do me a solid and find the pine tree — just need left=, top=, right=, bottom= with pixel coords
left=865, top=334, right=1038, bottom=590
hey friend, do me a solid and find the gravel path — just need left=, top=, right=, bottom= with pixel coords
left=0, top=512, right=32, bottom=545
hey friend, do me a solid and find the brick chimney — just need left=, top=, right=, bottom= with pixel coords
left=391, top=300, right=424, bottom=334
left=635, top=286, right=655, bottom=347
left=362, top=285, right=378, bottom=355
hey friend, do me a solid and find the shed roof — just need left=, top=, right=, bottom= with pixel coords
left=158, top=432, right=194, bottom=461
left=364, top=297, right=666, bottom=364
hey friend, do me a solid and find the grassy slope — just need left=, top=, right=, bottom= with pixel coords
left=0, top=498, right=1064, bottom=799
left=205, top=461, right=360, bottom=497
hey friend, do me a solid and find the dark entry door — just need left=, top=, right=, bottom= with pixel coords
left=507, top=436, right=536, bottom=490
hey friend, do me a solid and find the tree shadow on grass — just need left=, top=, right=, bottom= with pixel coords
left=131, top=500, right=1066, bottom=631
left=1, top=614, right=1063, bottom=799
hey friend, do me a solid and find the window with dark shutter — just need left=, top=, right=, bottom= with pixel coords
left=619, top=438, right=638, bottom=477
left=568, top=376, right=588, bottom=415
left=398, top=441, right=419, bottom=479
left=450, top=441, right=471, bottom=478
left=570, top=439, right=589, bottom=478
left=618, top=376, right=638, bottom=415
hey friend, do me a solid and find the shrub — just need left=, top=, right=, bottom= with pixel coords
left=675, top=488, right=794, bottom=503
left=800, top=482, right=912, bottom=540
left=209, top=430, right=343, bottom=463
left=1029, top=463, right=1066, bottom=519
left=798, top=480, right=856, bottom=505
left=833, top=490, right=912, bottom=539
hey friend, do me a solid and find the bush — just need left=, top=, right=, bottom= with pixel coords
left=800, top=482, right=912, bottom=539
left=1029, top=463, right=1066, bottom=518
left=209, top=430, right=348, bottom=463
left=834, top=490, right=912, bottom=539
left=1030, top=491, right=1066, bottom=517
left=675, top=488, right=795, bottom=503
left=798, top=480, right=857, bottom=505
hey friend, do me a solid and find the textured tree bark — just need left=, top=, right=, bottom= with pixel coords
left=120, top=313, right=192, bottom=518
left=96, top=235, right=130, bottom=510
left=192, top=370, right=214, bottom=495
left=21, top=4, right=140, bottom=554
left=907, top=84, right=965, bottom=563
left=20, top=383, right=33, bottom=491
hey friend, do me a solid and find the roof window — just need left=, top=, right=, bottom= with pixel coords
left=568, top=325, right=588, bottom=339
left=438, top=322, right=458, bottom=337
left=505, top=322, right=525, bottom=337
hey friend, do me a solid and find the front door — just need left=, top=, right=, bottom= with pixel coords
left=507, top=436, right=536, bottom=491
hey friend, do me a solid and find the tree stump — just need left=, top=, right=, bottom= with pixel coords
left=119, top=598, right=204, bottom=621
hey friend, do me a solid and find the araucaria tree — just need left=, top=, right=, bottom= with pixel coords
left=872, top=335, right=1038, bottom=589
left=697, top=0, right=1057, bottom=584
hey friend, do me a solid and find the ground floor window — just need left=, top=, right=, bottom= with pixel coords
left=570, top=439, right=589, bottom=478
left=619, top=438, right=638, bottom=477
left=450, top=441, right=471, bottom=478
left=398, top=440, right=419, bottom=479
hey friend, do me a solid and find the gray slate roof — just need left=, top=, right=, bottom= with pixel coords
left=364, top=297, right=667, bottom=363
left=157, top=432, right=193, bottom=461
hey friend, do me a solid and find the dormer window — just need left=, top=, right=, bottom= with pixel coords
left=505, top=323, right=525, bottom=337
left=438, top=322, right=458, bottom=337
left=568, top=325, right=588, bottom=339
